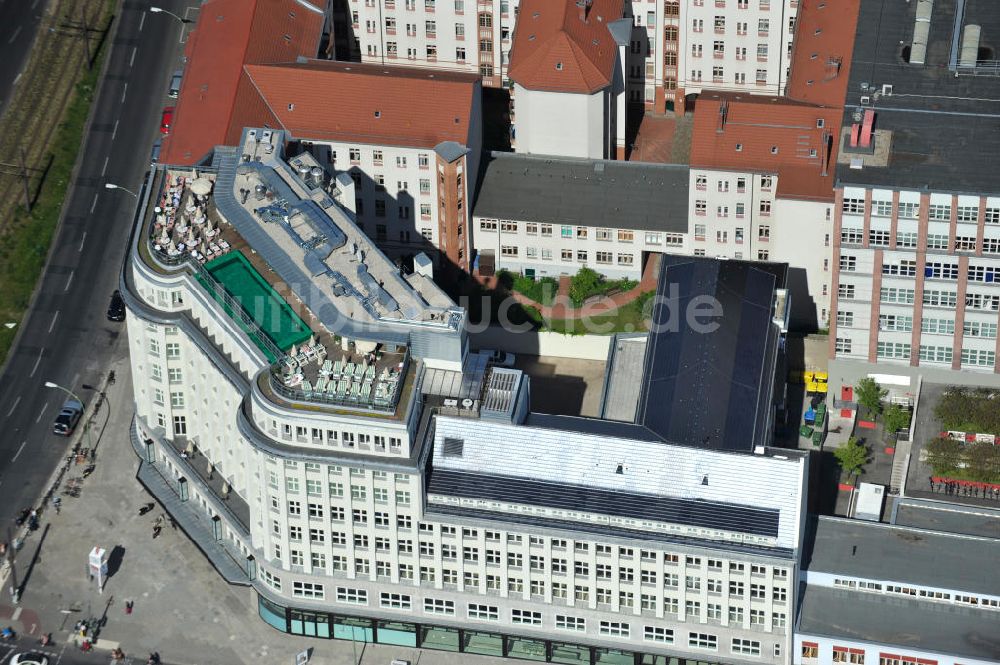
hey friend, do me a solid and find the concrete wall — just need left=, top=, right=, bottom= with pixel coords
left=513, top=84, right=608, bottom=160
left=470, top=325, right=614, bottom=360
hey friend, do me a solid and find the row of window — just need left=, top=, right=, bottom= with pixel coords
left=355, top=0, right=512, bottom=16
left=868, top=342, right=996, bottom=367
left=693, top=224, right=769, bottom=242
left=479, top=220, right=647, bottom=244
left=694, top=174, right=773, bottom=192
left=842, top=227, right=1000, bottom=252
left=267, top=424, right=405, bottom=453
left=694, top=199, right=771, bottom=216
left=842, top=197, right=999, bottom=224
left=832, top=577, right=1000, bottom=610
left=841, top=254, right=1000, bottom=283
left=839, top=311, right=998, bottom=339
left=839, top=283, right=1000, bottom=311
left=499, top=246, right=636, bottom=266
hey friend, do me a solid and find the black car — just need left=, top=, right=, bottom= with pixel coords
left=107, top=290, right=126, bottom=321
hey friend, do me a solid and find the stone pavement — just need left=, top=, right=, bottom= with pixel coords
left=0, top=346, right=518, bottom=665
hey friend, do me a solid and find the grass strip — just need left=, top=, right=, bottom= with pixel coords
left=0, top=3, right=113, bottom=362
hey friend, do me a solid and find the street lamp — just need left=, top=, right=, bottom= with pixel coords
left=44, top=381, right=93, bottom=452
left=104, top=182, right=138, bottom=199
left=149, top=7, right=189, bottom=23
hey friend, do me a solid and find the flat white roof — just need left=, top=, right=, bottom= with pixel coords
left=432, top=416, right=806, bottom=550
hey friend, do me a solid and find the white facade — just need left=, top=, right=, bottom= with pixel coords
left=832, top=187, right=1000, bottom=372
left=473, top=216, right=688, bottom=280
left=512, top=84, right=613, bottom=160
left=679, top=0, right=797, bottom=98
left=688, top=168, right=832, bottom=329
left=350, top=0, right=519, bottom=82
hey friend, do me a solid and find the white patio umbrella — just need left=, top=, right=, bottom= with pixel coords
left=189, top=177, right=213, bottom=196
left=290, top=343, right=298, bottom=357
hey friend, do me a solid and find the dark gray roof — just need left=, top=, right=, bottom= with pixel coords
left=893, top=498, right=1000, bottom=539
left=836, top=0, right=1000, bottom=194
left=634, top=256, right=786, bottom=452
left=427, top=468, right=781, bottom=537
left=472, top=152, right=690, bottom=232
left=804, top=516, right=1000, bottom=596
left=798, top=584, right=1000, bottom=662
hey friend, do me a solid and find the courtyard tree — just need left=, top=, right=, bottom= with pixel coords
left=925, top=436, right=963, bottom=477
left=855, top=377, right=887, bottom=416
left=883, top=403, right=911, bottom=441
left=834, top=436, right=870, bottom=480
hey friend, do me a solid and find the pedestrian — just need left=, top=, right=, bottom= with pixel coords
left=125, top=600, right=134, bottom=615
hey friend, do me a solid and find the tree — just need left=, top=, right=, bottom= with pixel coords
left=569, top=267, right=604, bottom=305
left=855, top=377, right=887, bottom=416
left=965, top=441, right=1000, bottom=482
left=883, top=403, right=911, bottom=441
left=925, top=436, right=963, bottom=476
left=834, top=436, right=870, bottom=480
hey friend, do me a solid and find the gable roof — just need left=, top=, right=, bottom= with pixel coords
left=160, top=0, right=324, bottom=165
left=227, top=61, right=480, bottom=149
left=690, top=93, right=840, bottom=201
left=786, top=0, right=860, bottom=107
left=507, top=0, right=624, bottom=94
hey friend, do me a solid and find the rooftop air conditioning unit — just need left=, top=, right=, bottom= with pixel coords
left=860, top=95, right=871, bottom=105
left=882, top=83, right=893, bottom=96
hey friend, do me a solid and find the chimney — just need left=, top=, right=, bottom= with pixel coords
left=859, top=109, right=875, bottom=148
left=576, top=0, right=592, bottom=22
left=716, top=101, right=728, bottom=133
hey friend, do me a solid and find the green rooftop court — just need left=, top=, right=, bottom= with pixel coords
left=198, top=252, right=312, bottom=362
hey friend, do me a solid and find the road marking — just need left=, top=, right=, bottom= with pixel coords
left=90, top=193, right=98, bottom=213
left=138, top=11, right=146, bottom=32
left=10, top=608, right=21, bottom=622
left=35, top=402, right=48, bottom=423
left=29, top=348, right=43, bottom=377
left=11, top=440, right=26, bottom=462
left=8, top=25, right=21, bottom=44
left=64, top=269, right=74, bottom=291
left=129, top=46, right=137, bottom=68
left=48, top=310, right=59, bottom=334
left=6, top=395, right=20, bottom=416
left=101, top=156, right=109, bottom=176
left=78, top=231, right=87, bottom=252
left=31, top=0, right=40, bottom=9
left=112, top=119, right=119, bottom=140
left=13, top=71, right=21, bottom=85
left=121, top=83, right=128, bottom=104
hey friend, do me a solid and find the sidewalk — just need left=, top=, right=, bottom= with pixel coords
left=0, top=343, right=517, bottom=665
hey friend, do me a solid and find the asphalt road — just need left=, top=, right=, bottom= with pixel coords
left=0, top=1, right=188, bottom=537
left=0, top=0, right=50, bottom=115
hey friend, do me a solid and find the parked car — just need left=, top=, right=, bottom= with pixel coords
left=168, top=69, right=183, bottom=98
left=107, top=290, right=126, bottom=322
left=11, top=653, right=50, bottom=665
left=150, top=139, right=161, bottom=164
left=482, top=348, right=515, bottom=367
left=160, top=106, right=175, bottom=134
left=52, top=399, right=84, bottom=436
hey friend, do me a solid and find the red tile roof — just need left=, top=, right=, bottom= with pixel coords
left=786, top=0, right=860, bottom=107
left=507, top=0, right=624, bottom=94
left=160, top=0, right=324, bottom=165
left=690, top=93, right=841, bottom=201
left=227, top=61, right=481, bottom=149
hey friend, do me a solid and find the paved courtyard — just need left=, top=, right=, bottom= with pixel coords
left=0, top=344, right=517, bottom=665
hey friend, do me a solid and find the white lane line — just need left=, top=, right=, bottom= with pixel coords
left=121, top=83, right=128, bottom=104
left=48, top=310, right=59, bottom=334
left=101, top=156, right=109, bottom=176
left=29, top=348, right=43, bottom=377
left=35, top=402, right=48, bottom=423
left=129, top=46, right=137, bottom=68
left=138, top=12, right=146, bottom=32
left=64, top=270, right=74, bottom=292
left=112, top=119, right=119, bottom=140
left=10, top=608, right=21, bottom=622
left=6, top=395, right=21, bottom=417
left=13, top=71, right=21, bottom=85
left=8, top=25, right=21, bottom=44
left=90, top=193, right=98, bottom=213
left=11, top=440, right=27, bottom=462
left=78, top=231, right=87, bottom=252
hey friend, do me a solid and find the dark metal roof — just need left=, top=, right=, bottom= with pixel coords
left=472, top=152, right=690, bottom=233
left=798, top=584, right=1000, bottom=662
left=634, top=256, right=786, bottom=452
left=427, top=468, right=780, bottom=538
left=836, top=0, right=1000, bottom=194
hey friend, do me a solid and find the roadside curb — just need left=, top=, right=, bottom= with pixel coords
left=0, top=0, right=124, bottom=380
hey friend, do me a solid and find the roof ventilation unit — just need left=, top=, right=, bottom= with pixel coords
left=959, top=24, right=981, bottom=68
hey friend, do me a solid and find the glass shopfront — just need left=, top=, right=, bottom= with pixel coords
left=257, top=594, right=724, bottom=665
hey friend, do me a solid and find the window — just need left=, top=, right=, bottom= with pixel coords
left=835, top=338, right=852, bottom=354
left=879, top=314, right=913, bottom=332
left=881, top=287, right=915, bottom=304
left=732, top=639, right=761, bottom=656
left=380, top=592, right=411, bottom=610
left=965, top=321, right=998, bottom=338
left=645, top=626, right=674, bottom=643
left=468, top=604, right=499, bottom=621
left=802, top=643, right=819, bottom=659
left=424, top=598, right=454, bottom=615
left=962, top=349, right=996, bottom=367
left=336, top=587, right=367, bottom=604
left=842, top=198, right=865, bottom=215
left=689, top=633, right=718, bottom=650
left=919, top=345, right=953, bottom=363
left=172, top=415, right=186, bottom=435
left=841, top=228, right=863, bottom=244
left=600, top=621, right=630, bottom=638
left=928, top=203, right=951, bottom=220
left=511, top=609, right=542, bottom=625
left=293, top=581, right=325, bottom=599
left=872, top=199, right=892, bottom=217
left=165, top=343, right=180, bottom=358
left=877, top=342, right=911, bottom=360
